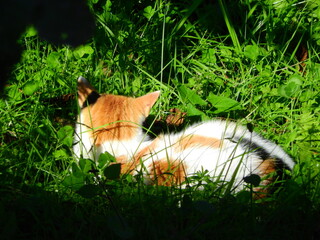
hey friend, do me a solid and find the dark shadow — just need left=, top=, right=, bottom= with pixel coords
left=1, top=0, right=94, bottom=92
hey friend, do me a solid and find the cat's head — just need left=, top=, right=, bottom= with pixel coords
left=77, top=76, right=160, bottom=141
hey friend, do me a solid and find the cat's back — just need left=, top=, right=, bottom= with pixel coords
left=182, top=119, right=294, bottom=169
left=182, top=120, right=247, bottom=138
left=152, top=119, right=294, bottom=169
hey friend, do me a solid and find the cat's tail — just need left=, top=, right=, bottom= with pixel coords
left=224, top=120, right=295, bottom=170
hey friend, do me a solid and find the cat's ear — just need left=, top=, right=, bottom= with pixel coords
left=77, top=76, right=100, bottom=108
left=136, top=91, right=160, bottom=116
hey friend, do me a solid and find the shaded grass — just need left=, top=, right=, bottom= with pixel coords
left=1, top=0, right=320, bottom=239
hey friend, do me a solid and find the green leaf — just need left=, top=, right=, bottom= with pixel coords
left=79, top=158, right=95, bottom=174
left=104, top=0, right=112, bottom=12
left=53, top=149, right=69, bottom=160
left=104, top=163, right=121, bottom=180
left=278, top=74, right=304, bottom=98
left=72, top=162, right=84, bottom=178
left=236, top=191, right=252, bottom=204
left=77, top=184, right=101, bottom=198
left=23, top=81, right=39, bottom=96
left=202, top=48, right=217, bottom=64
left=46, top=52, right=60, bottom=68
left=74, top=45, right=94, bottom=59
left=243, top=45, right=260, bottom=60
left=57, top=125, right=74, bottom=147
left=132, top=78, right=141, bottom=93
left=243, top=174, right=261, bottom=187
left=288, top=74, right=304, bottom=85
left=143, top=6, right=155, bottom=20
left=178, top=85, right=207, bottom=106
left=98, top=152, right=117, bottom=169
left=220, top=48, right=232, bottom=58
left=25, top=26, right=37, bottom=37
left=62, top=174, right=85, bottom=191
left=207, top=93, right=242, bottom=113
left=185, top=103, right=207, bottom=119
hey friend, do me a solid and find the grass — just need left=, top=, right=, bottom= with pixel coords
left=1, top=0, right=320, bottom=239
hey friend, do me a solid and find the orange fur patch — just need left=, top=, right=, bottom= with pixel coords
left=80, top=91, right=160, bottom=145
left=116, top=135, right=221, bottom=180
left=254, top=158, right=277, bottom=198
left=148, top=158, right=187, bottom=186
left=80, top=95, right=143, bottom=145
left=176, top=134, right=222, bottom=151
left=259, top=158, right=277, bottom=177
left=120, top=139, right=160, bottom=174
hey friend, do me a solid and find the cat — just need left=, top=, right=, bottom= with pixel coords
left=73, top=76, right=295, bottom=194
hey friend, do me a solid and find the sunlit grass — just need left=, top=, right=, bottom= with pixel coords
left=0, top=0, right=319, bottom=239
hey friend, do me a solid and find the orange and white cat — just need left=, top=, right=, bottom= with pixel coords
left=73, top=76, right=295, bottom=192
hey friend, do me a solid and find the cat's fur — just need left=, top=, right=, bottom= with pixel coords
left=74, top=76, right=295, bottom=193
